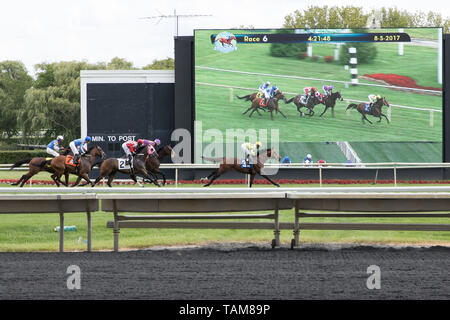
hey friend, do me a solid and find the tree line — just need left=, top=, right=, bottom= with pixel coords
left=0, top=57, right=174, bottom=146
left=1, top=5, right=449, bottom=148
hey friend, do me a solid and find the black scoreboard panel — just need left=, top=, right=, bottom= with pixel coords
left=86, top=82, right=175, bottom=160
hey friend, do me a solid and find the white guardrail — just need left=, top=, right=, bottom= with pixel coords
left=2, top=162, right=450, bottom=187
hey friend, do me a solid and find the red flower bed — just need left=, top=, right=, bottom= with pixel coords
left=363, top=73, right=441, bottom=91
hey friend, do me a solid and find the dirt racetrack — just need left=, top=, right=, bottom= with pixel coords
left=0, top=243, right=449, bottom=300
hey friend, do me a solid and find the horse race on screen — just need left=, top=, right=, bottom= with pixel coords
left=194, top=28, right=443, bottom=163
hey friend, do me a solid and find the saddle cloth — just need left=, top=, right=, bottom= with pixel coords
left=300, top=95, right=307, bottom=104
left=117, top=158, right=131, bottom=170
left=364, top=104, right=372, bottom=113
left=259, top=99, right=268, bottom=107
left=65, top=155, right=77, bottom=167
left=241, top=159, right=253, bottom=169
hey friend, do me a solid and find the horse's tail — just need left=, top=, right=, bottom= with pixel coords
left=285, top=97, right=295, bottom=104
left=236, top=94, right=250, bottom=100
left=10, top=158, right=32, bottom=170
left=201, top=156, right=224, bottom=163
left=31, top=159, right=51, bottom=168
left=346, top=104, right=357, bottom=111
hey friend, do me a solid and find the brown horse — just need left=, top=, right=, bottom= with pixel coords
left=92, top=145, right=159, bottom=187
left=242, top=91, right=288, bottom=120
left=201, top=148, right=281, bottom=187
left=319, top=91, right=343, bottom=118
left=285, top=91, right=322, bottom=116
left=346, top=96, right=390, bottom=124
left=144, top=145, right=174, bottom=186
left=50, top=145, right=106, bottom=187
left=10, top=148, right=71, bottom=187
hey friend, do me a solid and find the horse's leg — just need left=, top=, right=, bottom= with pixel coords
left=50, top=174, right=60, bottom=187
left=381, top=113, right=390, bottom=124
left=107, top=173, right=116, bottom=188
left=71, top=176, right=82, bottom=187
left=249, top=108, right=257, bottom=118
left=258, top=173, right=280, bottom=187
left=64, top=172, right=69, bottom=186
left=364, top=114, right=373, bottom=124
left=277, top=108, right=287, bottom=119
left=319, top=106, right=328, bottom=117
left=256, top=108, right=262, bottom=116
left=242, top=106, right=252, bottom=115
left=249, top=174, right=255, bottom=188
left=18, top=173, right=33, bottom=187
left=203, top=171, right=221, bottom=187
left=270, top=110, right=274, bottom=120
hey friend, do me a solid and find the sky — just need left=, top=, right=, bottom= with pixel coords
left=1, top=0, right=448, bottom=76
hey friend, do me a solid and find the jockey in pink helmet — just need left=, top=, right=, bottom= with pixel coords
left=137, top=138, right=161, bottom=155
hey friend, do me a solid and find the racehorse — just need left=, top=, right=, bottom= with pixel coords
left=144, top=145, right=174, bottom=186
left=242, top=91, right=288, bottom=120
left=346, top=96, right=390, bottom=124
left=201, top=148, right=281, bottom=187
left=92, top=145, right=159, bottom=187
left=50, top=144, right=106, bottom=187
left=319, top=91, right=344, bottom=118
left=10, top=148, right=71, bottom=187
left=285, top=91, right=322, bottom=116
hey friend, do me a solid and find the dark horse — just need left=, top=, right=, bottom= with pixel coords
left=242, top=91, right=288, bottom=120
left=92, top=145, right=160, bottom=187
left=319, top=91, right=344, bottom=118
left=285, top=91, right=322, bottom=116
left=10, top=148, right=70, bottom=187
left=346, top=96, right=390, bottom=124
left=201, top=148, right=281, bottom=187
left=144, top=145, right=174, bottom=186
left=50, top=144, right=106, bottom=187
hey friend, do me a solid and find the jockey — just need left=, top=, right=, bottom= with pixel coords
left=122, top=140, right=139, bottom=165
left=322, top=85, right=334, bottom=100
left=136, top=138, right=161, bottom=155
left=368, top=94, right=381, bottom=109
left=259, top=81, right=271, bottom=104
left=46, top=135, right=64, bottom=157
left=69, top=136, right=92, bottom=164
left=269, top=85, right=279, bottom=98
left=303, top=153, right=313, bottom=164
left=241, top=141, right=262, bottom=165
left=303, top=86, right=319, bottom=104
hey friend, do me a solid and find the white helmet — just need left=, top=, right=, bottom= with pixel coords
left=307, top=154, right=311, bottom=159
left=57, top=135, right=64, bottom=140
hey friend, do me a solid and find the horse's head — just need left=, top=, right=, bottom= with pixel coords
left=157, top=145, right=174, bottom=159
left=88, top=145, right=106, bottom=159
left=335, top=91, right=343, bottom=101
left=383, top=97, right=390, bottom=108
left=275, top=91, right=287, bottom=102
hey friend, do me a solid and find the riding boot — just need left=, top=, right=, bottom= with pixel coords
left=74, top=154, right=80, bottom=165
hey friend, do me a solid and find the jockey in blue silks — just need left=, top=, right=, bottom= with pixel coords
left=69, top=136, right=92, bottom=164
left=46, top=135, right=64, bottom=157
left=259, top=81, right=271, bottom=104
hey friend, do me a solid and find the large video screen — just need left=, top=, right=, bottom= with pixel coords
left=194, top=28, right=443, bottom=164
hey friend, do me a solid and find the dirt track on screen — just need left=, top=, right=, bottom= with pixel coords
left=1, top=244, right=449, bottom=300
